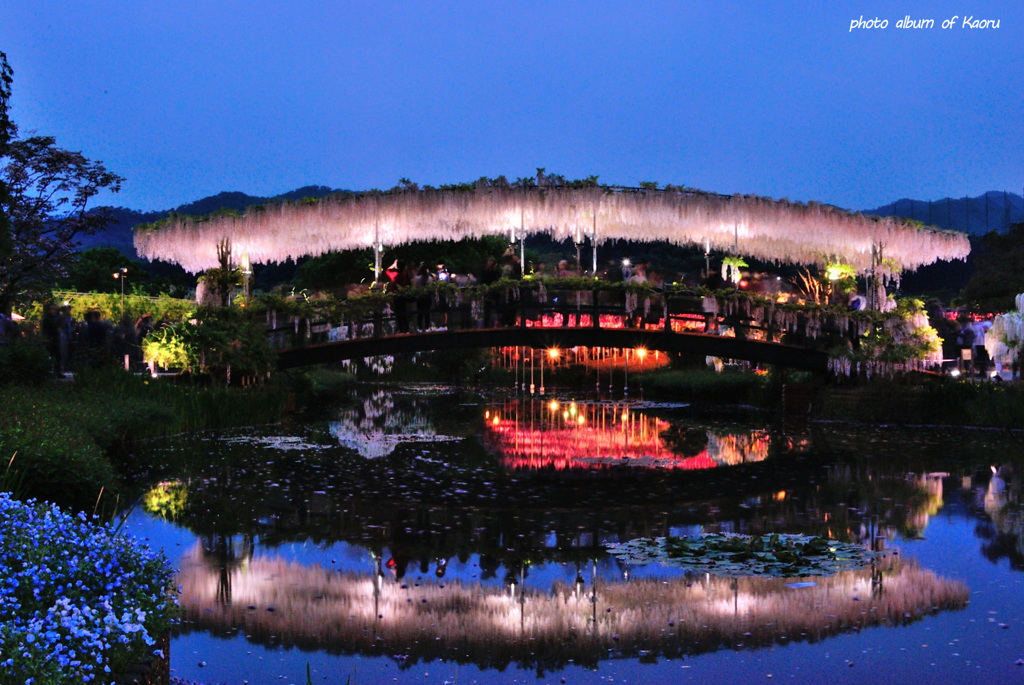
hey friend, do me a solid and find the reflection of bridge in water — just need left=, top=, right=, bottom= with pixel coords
left=481, top=398, right=770, bottom=471
left=177, top=542, right=967, bottom=671
left=276, top=285, right=833, bottom=372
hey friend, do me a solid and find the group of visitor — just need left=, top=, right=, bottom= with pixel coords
left=37, top=303, right=157, bottom=375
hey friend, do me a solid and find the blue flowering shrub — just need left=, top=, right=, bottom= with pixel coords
left=0, top=492, right=176, bottom=684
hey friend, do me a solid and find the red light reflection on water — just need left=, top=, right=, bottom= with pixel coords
left=481, top=399, right=769, bottom=471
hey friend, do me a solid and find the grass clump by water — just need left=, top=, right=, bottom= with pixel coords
left=0, top=367, right=292, bottom=512
left=0, top=491, right=176, bottom=685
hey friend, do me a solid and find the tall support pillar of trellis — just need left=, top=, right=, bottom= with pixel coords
left=373, top=215, right=382, bottom=283
left=520, top=208, right=526, bottom=273
left=867, top=242, right=887, bottom=311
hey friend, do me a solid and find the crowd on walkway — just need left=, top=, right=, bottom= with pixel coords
left=23, top=303, right=156, bottom=375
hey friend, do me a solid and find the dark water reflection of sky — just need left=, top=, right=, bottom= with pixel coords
left=124, top=387, right=1024, bottom=684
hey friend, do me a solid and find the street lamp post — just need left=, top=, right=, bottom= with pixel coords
left=112, top=267, right=128, bottom=320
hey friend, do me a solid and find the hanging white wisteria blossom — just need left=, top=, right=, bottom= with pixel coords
left=134, top=186, right=971, bottom=274
left=985, top=293, right=1024, bottom=366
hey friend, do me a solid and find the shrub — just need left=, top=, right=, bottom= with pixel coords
left=0, top=334, right=53, bottom=385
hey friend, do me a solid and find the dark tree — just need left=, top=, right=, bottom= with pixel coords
left=0, top=51, right=15, bottom=261
left=960, top=223, right=1024, bottom=312
left=0, top=135, right=124, bottom=314
left=60, top=247, right=148, bottom=293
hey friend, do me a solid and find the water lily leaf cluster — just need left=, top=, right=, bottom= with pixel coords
left=606, top=533, right=879, bottom=577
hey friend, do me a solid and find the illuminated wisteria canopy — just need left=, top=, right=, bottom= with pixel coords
left=134, top=187, right=970, bottom=275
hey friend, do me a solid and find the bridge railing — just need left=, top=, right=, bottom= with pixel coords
left=256, top=280, right=917, bottom=360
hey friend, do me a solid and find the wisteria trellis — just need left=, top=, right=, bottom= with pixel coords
left=134, top=187, right=970, bottom=276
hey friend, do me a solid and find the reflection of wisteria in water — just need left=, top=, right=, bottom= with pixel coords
left=174, top=540, right=968, bottom=670
left=481, top=398, right=770, bottom=470
left=967, top=465, right=1024, bottom=569
left=328, top=389, right=461, bottom=458
left=706, top=431, right=770, bottom=466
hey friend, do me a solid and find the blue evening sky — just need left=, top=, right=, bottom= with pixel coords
left=2, top=1, right=1020, bottom=212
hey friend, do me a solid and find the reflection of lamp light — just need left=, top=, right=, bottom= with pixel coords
left=530, top=348, right=535, bottom=395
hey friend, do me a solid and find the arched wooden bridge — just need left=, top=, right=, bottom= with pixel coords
left=278, top=326, right=826, bottom=371
left=274, top=287, right=831, bottom=373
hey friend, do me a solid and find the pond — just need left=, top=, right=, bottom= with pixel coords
left=123, top=385, right=1024, bottom=684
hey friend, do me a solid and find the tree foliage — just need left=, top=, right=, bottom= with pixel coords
left=0, top=51, right=15, bottom=262
left=60, top=247, right=147, bottom=293
left=960, top=223, right=1024, bottom=312
left=0, top=134, right=124, bottom=314
left=142, top=306, right=276, bottom=384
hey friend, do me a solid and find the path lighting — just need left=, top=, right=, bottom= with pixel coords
left=112, top=267, right=127, bottom=318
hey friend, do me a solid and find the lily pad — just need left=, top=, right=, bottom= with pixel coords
left=606, top=533, right=879, bottom=578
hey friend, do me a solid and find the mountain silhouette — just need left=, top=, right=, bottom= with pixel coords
left=864, top=190, right=1024, bottom=236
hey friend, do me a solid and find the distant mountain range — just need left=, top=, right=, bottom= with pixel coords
left=82, top=188, right=1024, bottom=260
left=81, top=186, right=340, bottom=257
left=864, top=190, right=1024, bottom=235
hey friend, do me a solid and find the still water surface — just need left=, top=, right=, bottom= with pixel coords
left=125, top=386, right=1024, bottom=684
